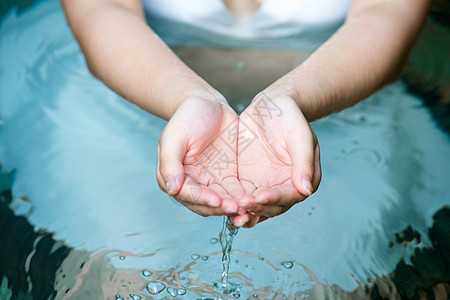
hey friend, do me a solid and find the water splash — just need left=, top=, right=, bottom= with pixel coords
left=167, top=286, right=178, bottom=297
left=218, top=216, right=239, bottom=298
left=146, top=280, right=166, bottom=294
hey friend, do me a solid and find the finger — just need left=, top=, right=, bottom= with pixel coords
left=158, top=127, right=187, bottom=196
left=312, top=142, right=322, bottom=192
left=207, top=183, right=240, bottom=214
left=229, top=213, right=251, bottom=227
left=253, top=184, right=306, bottom=207
left=288, top=123, right=316, bottom=197
left=174, top=176, right=222, bottom=207
left=247, top=204, right=289, bottom=218
left=183, top=200, right=239, bottom=217
left=243, top=214, right=260, bottom=228
left=257, top=216, right=269, bottom=224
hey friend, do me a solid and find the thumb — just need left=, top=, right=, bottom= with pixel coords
left=158, top=126, right=187, bottom=196
left=288, top=124, right=316, bottom=197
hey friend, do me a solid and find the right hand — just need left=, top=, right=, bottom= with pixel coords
left=156, top=96, right=245, bottom=217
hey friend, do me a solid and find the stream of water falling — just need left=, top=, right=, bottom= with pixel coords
left=217, top=216, right=239, bottom=299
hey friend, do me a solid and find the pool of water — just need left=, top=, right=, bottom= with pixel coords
left=1, top=1, right=449, bottom=299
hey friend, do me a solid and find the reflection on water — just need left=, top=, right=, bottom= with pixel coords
left=1, top=1, right=450, bottom=299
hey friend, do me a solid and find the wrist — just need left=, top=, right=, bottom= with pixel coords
left=166, top=82, right=228, bottom=119
left=261, top=71, right=322, bottom=122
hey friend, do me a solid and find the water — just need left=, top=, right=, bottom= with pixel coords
left=146, top=281, right=166, bottom=295
left=0, top=1, right=449, bottom=299
left=216, top=217, right=240, bottom=298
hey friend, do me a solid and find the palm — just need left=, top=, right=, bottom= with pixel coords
left=235, top=94, right=320, bottom=225
left=157, top=97, right=244, bottom=215
left=182, top=101, right=243, bottom=201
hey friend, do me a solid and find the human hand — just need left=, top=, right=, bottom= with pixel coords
left=157, top=96, right=245, bottom=217
left=231, top=93, right=321, bottom=227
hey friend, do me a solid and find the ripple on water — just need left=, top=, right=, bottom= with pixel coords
left=344, top=147, right=385, bottom=169
left=146, top=281, right=166, bottom=294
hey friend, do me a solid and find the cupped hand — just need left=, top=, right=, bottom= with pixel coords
left=230, top=93, right=321, bottom=227
left=157, top=96, right=245, bottom=217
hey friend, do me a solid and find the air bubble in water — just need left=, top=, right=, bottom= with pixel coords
left=130, top=294, right=141, bottom=300
left=201, top=255, right=209, bottom=261
left=115, top=295, right=124, bottom=300
left=210, top=237, right=219, bottom=244
left=281, top=261, right=294, bottom=269
left=252, top=294, right=259, bottom=298
left=191, top=254, right=200, bottom=260
left=119, top=256, right=125, bottom=260
left=142, top=270, right=152, bottom=277
left=177, top=288, right=187, bottom=295
left=146, top=281, right=166, bottom=294
left=167, top=287, right=178, bottom=297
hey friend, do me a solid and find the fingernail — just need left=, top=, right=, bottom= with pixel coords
left=166, top=176, right=178, bottom=195
left=302, top=176, right=313, bottom=195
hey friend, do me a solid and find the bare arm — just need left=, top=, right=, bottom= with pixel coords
left=267, top=0, right=432, bottom=121
left=61, top=0, right=221, bottom=120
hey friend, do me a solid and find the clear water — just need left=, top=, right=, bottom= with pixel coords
left=1, top=1, right=450, bottom=299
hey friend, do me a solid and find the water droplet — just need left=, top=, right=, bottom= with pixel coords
left=167, top=287, right=178, bottom=297
left=201, top=255, right=209, bottom=261
left=119, top=256, right=125, bottom=260
left=210, top=237, right=218, bottom=244
left=252, top=294, right=259, bottom=298
left=282, top=261, right=294, bottom=269
left=146, top=281, right=166, bottom=294
left=130, top=294, right=141, bottom=300
left=115, top=295, right=124, bottom=300
left=142, top=270, right=152, bottom=277
left=191, top=254, right=200, bottom=260
left=177, top=288, right=187, bottom=295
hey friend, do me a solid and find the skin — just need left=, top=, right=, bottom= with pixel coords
left=61, top=0, right=432, bottom=227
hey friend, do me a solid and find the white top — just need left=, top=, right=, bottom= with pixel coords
left=143, top=0, right=351, bottom=40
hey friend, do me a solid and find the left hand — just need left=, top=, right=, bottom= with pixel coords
left=231, top=93, right=322, bottom=227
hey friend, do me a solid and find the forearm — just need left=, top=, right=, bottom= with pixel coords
left=61, top=0, right=220, bottom=120
left=268, top=0, right=431, bottom=121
